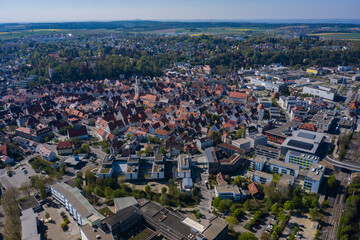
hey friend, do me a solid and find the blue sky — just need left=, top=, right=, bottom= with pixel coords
left=0, top=0, right=359, bottom=23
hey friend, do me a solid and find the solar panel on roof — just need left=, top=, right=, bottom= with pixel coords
left=297, top=131, right=316, bottom=140
left=288, top=140, right=313, bottom=150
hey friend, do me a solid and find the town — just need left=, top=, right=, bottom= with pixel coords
left=0, top=21, right=360, bottom=240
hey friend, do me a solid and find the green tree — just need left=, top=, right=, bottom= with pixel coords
left=327, top=175, right=336, bottom=189
left=226, top=216, right=239, bottom=227
left=212, top=197, right=221, bottom=208
left=145, top=145, right=154, bottom=156
left=45, top=212, right=50, bottom=219
left=238, top=232, right=257, bottom=240
left=145, top=185, right=151, bottom=194
left=161, top=187, right=167, bottom=194
left=39, top=182, right=47, bottom=199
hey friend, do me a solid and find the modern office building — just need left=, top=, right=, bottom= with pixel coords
left=214, top=185, right=247, bottom=201
left=280, top=129, right=325, bottom=156
left=231, top=138, right=251, bottom=152
left=253, top=171, right=273, bottom=184
left=255, top=145, right=280, bottom=159
left=266, top=159, right=299, bottom=177
left=285, top=150, right=320, bottom=169
left=303, top=86, right=336, bottom=101
left=304, top=163, right=325, bottom=193
left=139, top=200, right=228, bottom=240
left=247, top=134, right=268, bottom=149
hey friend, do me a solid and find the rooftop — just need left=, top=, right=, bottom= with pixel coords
left=268, top=159, right=299, bottom=171
left=306, top=163, right=325, bottom=181
left=215, top=185, right=240, bottom=194
left=253, top=170, right=273, bottom=179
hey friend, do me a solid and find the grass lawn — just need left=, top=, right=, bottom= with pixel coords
left=128, top=228, right=154, bottom=240
left=98, top=207, right=114, bottom=217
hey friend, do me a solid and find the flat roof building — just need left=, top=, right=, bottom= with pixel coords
left=281, top=129, right=325, bottom=156
left=253, top=171, right=273, bottom=185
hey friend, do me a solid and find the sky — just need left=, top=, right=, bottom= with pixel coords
left=0, top=0, right=359, bottom=23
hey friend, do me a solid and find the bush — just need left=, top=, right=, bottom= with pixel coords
left=60, top=211, right=66, bottom=218
left=61, top=222, right=68, bottom=231
left=64, top=217, right=70, bottom=224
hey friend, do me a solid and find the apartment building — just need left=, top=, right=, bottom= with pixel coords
left=255, top=145, right=280, bottom=159
left=253, top=171, right=273, bottom=184
left=266, top=159, right=299, bottom=177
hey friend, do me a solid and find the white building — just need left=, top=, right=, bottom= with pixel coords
left=152, top=154, right=165, bottom=179
left=214, top=185, right=247, bottom=201
left=303, top=86, right=336, bottom=101
left=251, top=155, right=267, bottom=171
left=50, top=182, right=104, bottom=226
left=253, top=171, right=273, bottom=184
left=304, top=163, right=325, bottom=193
left=177, top=154, right=191, bottom=179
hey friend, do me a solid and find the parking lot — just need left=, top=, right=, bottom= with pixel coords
left=280, top=214, right=316, bottom=240
left=0, top=159, right=40, bottom=190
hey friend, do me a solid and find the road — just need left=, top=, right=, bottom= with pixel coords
left=321, top=172, right=350, bottom=240
left=197, top=172, right=213, bottom=219
left=324, top=156, right=360, bottom=172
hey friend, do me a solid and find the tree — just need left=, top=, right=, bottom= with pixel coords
left=283, top=200, right=294, bottom=211
left=19, top=181, right=32, bottom=196
left=144, top=145, right=154, bottom=156
left=210, top=131, right=222, bottom=145
left=218, top=199, right=232, bottom=213
left=39, top=182, right=47, bottom=199
left=309, top=208, right=321, bottom=221
left=271, top=203, right=279, bottom=215
left=226, top=215, right=239, bottom=226
left=145, top=185, right=151, bottom=194
left=328, top=175, right=336, bottom=189
left=212, top=197, right=221, bottom=208
left=161, top=187, right=167, bottom=194
left=45, top=212, right=50, bottom=219
left=160, top=146, right=166, bottom=156
left=74, top=178, right=83, bottom=190
left=81, top=144, right=91, bottom=154
left=238, top=232, right=257, bottom=240
left=1, top=187, right=21, bottom=240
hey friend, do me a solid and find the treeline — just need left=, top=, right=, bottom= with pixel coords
left=337, top=176, right=360, bottom=240
left=1, top=188, right=21, bottom=240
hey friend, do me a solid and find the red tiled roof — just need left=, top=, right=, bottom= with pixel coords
left=56, top=141, right=73, bottom=150
left=229, top=91, right=247, bottom=99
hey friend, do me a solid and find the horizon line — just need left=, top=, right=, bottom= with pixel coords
left=1, top=18, right=360, bottom=25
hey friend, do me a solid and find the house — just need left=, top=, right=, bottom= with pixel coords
left=36, top=144, right=57, bottom=161
left=56, top=141, right=73, bottom=155
left=0, top=144, right=13, bottom=165
left=67, top=126, right=88, bottom=139
left=228, top=91, right=247, bottom=104
left=155, top=128, right=169, bottom=140
left=247, top=183, right=262, bottom=199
